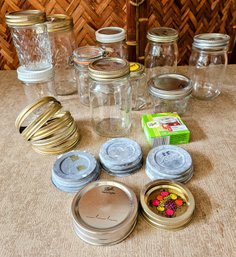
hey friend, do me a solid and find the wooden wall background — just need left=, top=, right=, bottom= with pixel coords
left=0, top=0, right=235, bottom=70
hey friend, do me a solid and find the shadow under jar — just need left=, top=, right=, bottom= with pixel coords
left=189, top=33, right=230, bottom=100
left=148, top=73, right=193, bottom=115
left=89, top=58, right=131, bottom=137
left=145, top=27, right=178, bottom=81
left=6, top=10, right=52, bottom=70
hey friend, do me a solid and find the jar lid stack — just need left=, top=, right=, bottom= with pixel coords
left=71, top=180, right=138, bottom=245
left=99, top=138, right=143, bottom=176
left=146, top=145, right=193, bottom=183
left=52, top=150, right=100, bottom=192
left=140, top=180, right=195, bottom=230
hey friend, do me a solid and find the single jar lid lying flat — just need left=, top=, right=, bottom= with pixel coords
left=71, top=180, right=138, bottom=245
left=148, top=73, right=192, bottom=100
left=140, top=179, right=195, bottom=230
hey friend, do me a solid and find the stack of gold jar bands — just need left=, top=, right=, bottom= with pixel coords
left=15, top=96, right=80, bottom=155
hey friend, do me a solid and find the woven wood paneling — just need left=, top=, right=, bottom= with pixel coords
left=0, top=0, right=236, bottom=69
left=148, top=0, right=236, bottom=65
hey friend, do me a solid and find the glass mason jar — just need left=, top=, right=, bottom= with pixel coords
left=129, top=62, right=148, bottom=110
left=5, top=10, right=52, bottom=70
left=145, top=27, right=178, bottom=81
left=17, top=65, right=56, bottom=104
left=189, top=33, right=230, bottom=100
left=72, top=46, right=105, bottom=106
left=89, top=58, right=131, bottom=137
left=46, top=14, right=77, bottom=96
left=148, top=73, right=192, bottom=115
left=95, top=27, right=128, bottom=59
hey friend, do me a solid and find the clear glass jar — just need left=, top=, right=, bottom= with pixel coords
left=6, top=10, right=52, bottom=70
left=148, top=73, right=192, bottom=115
left=17, top=65, right=56, bottom=104
left=46, top=14, right=77, bottom=96
left=72, top=46, right=105, bottom=106
left=145, top=27, right=178, bottom=80
left=89, top=58, right=131, bottom=137
left=189, top=33, right=230, bottom=100
left=96, top=27, right=128, bottom=59
left=129, top=62, right=148, bottom=110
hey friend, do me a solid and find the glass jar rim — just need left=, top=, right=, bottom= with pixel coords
left=147, top=27, right=178, bottom=42
left=46, top=14, right=73, bottom=32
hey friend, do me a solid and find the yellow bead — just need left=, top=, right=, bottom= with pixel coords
left=170, top=193, right=177, bottom=200
left=157, top=206, right=165, bottom=212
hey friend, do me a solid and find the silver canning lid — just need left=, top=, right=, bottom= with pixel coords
left=96, top=27, right=126, bottom=43
left=72, top=46, right=105, bottom=67
left=71, top=180, right=138, bottom=245
left=192, top=33, right=230, bottom=50
left=88, top=57, right=130, bottom=80
left=6, top=10, right=46, bottom=27
left=148, top=73, right=192, bottom=100
left=147, top=27, right=178, bottom=42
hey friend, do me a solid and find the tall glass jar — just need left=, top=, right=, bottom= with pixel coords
left=17, top=65, right=56, bottom=104
left=5, top=10, right=52, bottom=70
left=95, top=27, right=128, bottom=59
left=72, top=46, right=105, bottom=106
left=129, top=62, right=148, bottom=110
left=189, top=33, right=230, bottom=100
left=145, top=27, right=178, bottom=80
left=46, top=14, right=77, bottom=96
left=89, top=58, right=131, bottom=137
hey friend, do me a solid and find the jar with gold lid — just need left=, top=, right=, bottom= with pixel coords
left=6, top=10, right=52, bottom=70
left=46, top=14, right=77, bottom=96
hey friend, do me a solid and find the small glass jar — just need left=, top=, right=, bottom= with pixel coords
left=145, top=27, right=178, bottom=80
left=189, top=33, right=230, bottom=100
left=96, top=27, right=128, bottom=59
left=17, top=65, right=56, bottom=104
left=72, top=46, right=105, bottom=106
left=46, top=14, right=77, bottom=96
left=89, top=58, right=131, bottom=137
left=148, top=73, right=192, bottom=115
left=6, top=10, right=52, bottom=70
left=129, top=62, right=148, bottom=110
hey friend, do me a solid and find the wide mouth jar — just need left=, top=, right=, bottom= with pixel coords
left=140, top=179, right=195, bottom=230
left=71, top=180, right=138, bottom=245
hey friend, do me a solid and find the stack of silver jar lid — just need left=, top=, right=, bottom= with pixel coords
left=51, top=150, right=100, bottom=192
left=71, top=180, right=138, bottom=245
left=99, top=138, right=143, bottom=176
left=146, top=145, right=193, bottom=183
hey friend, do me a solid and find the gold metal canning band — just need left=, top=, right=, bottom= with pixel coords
left=21, top=102, right=62, bottom=141
left=30, top=111, right=73, bottom=141
left=31, top=121, right=78, bottom=147
left=32, top=131, right=80, bottom=155
left=15, top=96, right=60, bottom=130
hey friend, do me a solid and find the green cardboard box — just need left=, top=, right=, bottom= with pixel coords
left=141, top=113, right=190, bottom=147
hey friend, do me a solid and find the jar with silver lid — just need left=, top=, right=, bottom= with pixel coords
left=96, top=27, right=128, bottom=59
left=189, top=33, right=230, bottom=100
left=17, top=65, right=56, bottom=105
left=145, top=27, right=178, bottom=80
left=89, top=57, right=131, bottom=137
left=148, top=73, right=192, bottom=114
left=129, top=62, right=148, bottom=110
left=6, top=10, right=52, bottom=70
left=72, top=46, right=105, bottom=106
left=46, top=14, right=77, bottom=96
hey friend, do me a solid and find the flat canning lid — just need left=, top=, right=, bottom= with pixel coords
left=140, top=179, right=195, bottom=230
left=96, top=27, right=126, bottom=43
left=88, top=57, right=130, bottom=80
left=192, top=33, right=230, bottom=50
left=148, top=73, right=192, bottom=100
left=46, top=14, right=73, bottom=32
left=6, top=10, right=46, bottom=27
left=147, top=27, right=178, bottom=43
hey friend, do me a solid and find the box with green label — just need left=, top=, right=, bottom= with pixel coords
left=141, top=113, right=190, bottom=147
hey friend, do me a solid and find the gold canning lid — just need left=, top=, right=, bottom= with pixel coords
left=140, top=180, right=195, bottom=230
left=46, top=14, right=73, bottom=32
left=5, top=10, right=46, bottom=27
left=129, top=62, right=145, bottom=77
left=147, top=27, right=178, bottom=43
